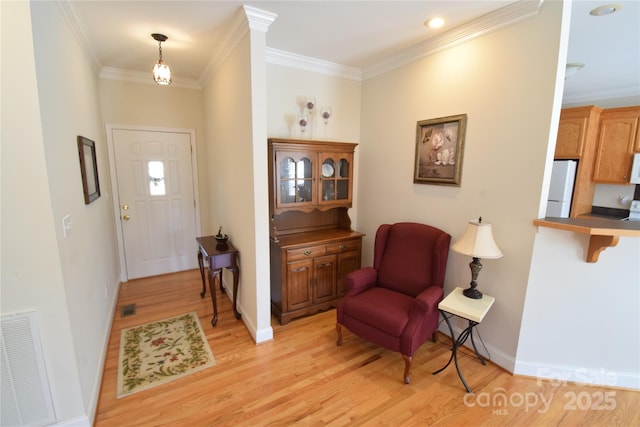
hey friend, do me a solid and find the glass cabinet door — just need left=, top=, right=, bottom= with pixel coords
left=319, top=153, right=352, bottom=205
left=276, top=152, right=314, bottom=208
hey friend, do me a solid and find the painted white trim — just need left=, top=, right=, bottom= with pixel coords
left=266, top=48, right=362, bottom=81
left=199, top=7, right=250, bottom=86
left=220, top=278, right=274, bottom=344
left=51, top=416, right=91, bottom=427
left=439, top=323, right=640, bottom=390
left=562, top=85, right=640, bottom=105
left=105, top=124, right=202, bottom=282
left=65, top=0, right=540, bottom=86
left=99, top=67, right=201, bottom=89
left=438, top=323, right=516, bottom=374
left=87, top=277, right=120, bottom=423
left=243, top=5, right=277, bottom=32
left=56, top=0, right=101, bottom=73
left=514, top=360, right=640, bottom=390
left=363, top=0, right=542, bottom=80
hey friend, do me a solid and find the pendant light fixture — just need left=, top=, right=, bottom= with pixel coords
left=151, top=33, right=171, bottom=85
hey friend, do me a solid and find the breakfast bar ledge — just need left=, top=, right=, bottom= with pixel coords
left=533, top=217, right=640, bottom=263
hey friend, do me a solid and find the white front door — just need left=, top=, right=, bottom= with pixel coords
left=111, top=128, right=198, bottom=280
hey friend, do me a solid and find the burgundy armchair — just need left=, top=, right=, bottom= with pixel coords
left=336, top=222, right=451, bottom=384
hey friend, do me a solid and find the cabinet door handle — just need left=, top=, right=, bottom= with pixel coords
left=339, top=245, right=346, bottom=250
left=304, top=250, right=312, bottom=256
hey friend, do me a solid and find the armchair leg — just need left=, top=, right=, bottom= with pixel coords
left=432, top=331, right=437, bottom=343
left=336, top=323, right=343, bottom=346
left=402, top=355, right=412, bottom=384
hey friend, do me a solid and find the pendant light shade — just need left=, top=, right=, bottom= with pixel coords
left=151, top=33, right=171, bottom=85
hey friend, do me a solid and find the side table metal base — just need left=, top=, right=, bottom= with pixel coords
left=433, top=309, right=487, bottom=393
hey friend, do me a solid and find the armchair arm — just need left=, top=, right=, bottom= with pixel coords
left=344, top=267, right=378, bottom=297
left=412, top=285, right=444, bottom=315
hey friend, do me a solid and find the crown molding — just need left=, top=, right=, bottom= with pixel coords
left=100, top=67, right=201, bottom=90
left=243, top=5, right=277, bottom=32
left=56, top=0, right=101, bottom=73
left=563, top=85, right=640, bottom=105
left=58, top=0, right=542, bottom=88
left=362, top=0, right=543, bottom=80
left=199, top=5, right=276, bottom=86
left=266, top=48, right=362, bottom=81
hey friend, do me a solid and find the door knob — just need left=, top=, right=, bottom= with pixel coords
left=122, top=204, right=129, bottom=210
left=122, top=215, right=131, bottom=221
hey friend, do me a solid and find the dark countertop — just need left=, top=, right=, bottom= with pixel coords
left=537, top=217, right=640, bottom=234
left=533, top=217, right=639, bottom=262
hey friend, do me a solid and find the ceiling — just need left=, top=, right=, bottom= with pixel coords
left=68, top=0, right=639, bottom=102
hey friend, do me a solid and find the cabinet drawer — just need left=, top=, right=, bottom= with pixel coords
left=286, top=245, right=326, bottom=261
left=326, top=239, right=360, bottom=254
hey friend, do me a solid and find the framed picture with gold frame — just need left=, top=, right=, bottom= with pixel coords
left=77, top=135, right=101, bottom=204
left=413, top=114, right=467, bottom=186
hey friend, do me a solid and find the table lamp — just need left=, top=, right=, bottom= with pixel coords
left=451, top=217, right=502, bottom=299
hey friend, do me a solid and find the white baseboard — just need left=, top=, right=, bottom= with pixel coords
left=221, top=279, right=273, bottom=344
left=437, top=323, right=515, bottom=372
left=437, top=323, right=640, bottom=390
left=52, top=415, right=91, bottom=426
left=514, top=360, right=640, bottom=390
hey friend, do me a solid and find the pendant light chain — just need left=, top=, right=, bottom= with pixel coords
left=151, top=33, right=171, bottom=86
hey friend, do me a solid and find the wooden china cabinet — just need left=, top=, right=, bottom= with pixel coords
left=268, top=138, right=364, bottom=324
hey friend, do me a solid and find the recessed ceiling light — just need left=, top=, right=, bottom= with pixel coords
left=425, top=17, right=445, bottom=29
left=589, top=4, right=622, bottom=16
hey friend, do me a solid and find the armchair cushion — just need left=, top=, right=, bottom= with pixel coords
left=340, top=287, right=414, bottom=337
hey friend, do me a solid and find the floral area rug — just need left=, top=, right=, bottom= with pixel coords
left=117, top=311, right=215, bottom=398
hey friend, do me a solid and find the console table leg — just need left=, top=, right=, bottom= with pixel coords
left=198, top=251, right=206, bottom=298
left=208, top=268, right=220, bottom=326
left=229, top=265, right=241, bottom=320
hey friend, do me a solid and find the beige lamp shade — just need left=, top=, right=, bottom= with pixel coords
left=451, top=218, right=503, bottom=259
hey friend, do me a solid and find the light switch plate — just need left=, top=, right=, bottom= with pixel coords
left=62, top=214, right=72, bottom=238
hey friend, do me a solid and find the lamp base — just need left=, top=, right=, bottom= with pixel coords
left=463, top=286, right=483, bottom=299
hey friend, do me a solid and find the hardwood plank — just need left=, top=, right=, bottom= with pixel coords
left=94, top=269, right=639, bottom=426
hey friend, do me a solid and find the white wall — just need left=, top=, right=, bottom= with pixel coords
left=357, top=1, right=565, bottom=371
left=1, top=1, right=98, bottom=425
left=202, top=25, right=272, bottom=342
left=517, top=229, right=640, bottom=389
left=266, top=64, right=362, bottom=143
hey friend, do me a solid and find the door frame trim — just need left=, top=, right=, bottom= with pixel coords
left=105, top=124, right=202, bottom=282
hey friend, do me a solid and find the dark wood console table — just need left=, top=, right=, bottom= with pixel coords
left=196, top=236, right=241, bottom=326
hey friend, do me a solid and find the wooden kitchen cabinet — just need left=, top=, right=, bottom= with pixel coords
left=593, top=106, right=640, bottom=183
left=555, top=106, right=601, bottom=158
left=268, top=138, right=363, bottom=324
left=554, top=106, right=601, bottom=217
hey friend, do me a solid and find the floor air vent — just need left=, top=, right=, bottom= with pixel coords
left=120, top=304, right=137, bottom=317
left=1, top=310, right=56, bottom=426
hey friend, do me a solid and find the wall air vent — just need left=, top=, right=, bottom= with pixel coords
left=1, top=310, right=56, bottom=426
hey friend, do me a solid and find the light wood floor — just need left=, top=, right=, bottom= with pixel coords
left=95, top=269, right=639, bottom=426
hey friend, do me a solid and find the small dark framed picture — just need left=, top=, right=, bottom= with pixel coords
left=413, top=114, right=467, bottom=186
left=77, top=135, right=100, bottom=204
